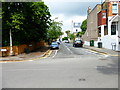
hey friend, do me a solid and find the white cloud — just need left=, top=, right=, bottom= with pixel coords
left=51, top=14, right=65, bottom=22
left=49, top=13, right=87, bottom=34
left=43, top=0, right=98, bottom=36
left=51, top=14, right=87, bottom=32
left=71, top=15, right=87, bottom=22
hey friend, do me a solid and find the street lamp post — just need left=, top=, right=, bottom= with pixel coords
left=10, top=29, right=13, bottom=56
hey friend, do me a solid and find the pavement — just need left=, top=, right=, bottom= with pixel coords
left=0, top=44, right=119, bottom=62
left=0, top=46, right=52, bottom=62
left=84, top=45, right=120, bottom=57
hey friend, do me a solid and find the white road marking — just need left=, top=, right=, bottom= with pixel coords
left=63, top=43, right=73, bottom=54
left=104, top=55, right=109, bottom=57
left=86, top=50, right=99, bottom=55
left=52, top=50, right=58, bottom=58
left=29, top=60, right=34, bottom=61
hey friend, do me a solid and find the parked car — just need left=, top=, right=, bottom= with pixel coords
left=56, top=40, right=60, bottom=44
left=63, top=40, right=69, bottom=43
left=73, top=40, right=84, bottom=47
left=50, top=42, right=59, bottom=49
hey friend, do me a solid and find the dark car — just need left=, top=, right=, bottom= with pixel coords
left=50, top=42, right=59, bottom=49
left=73, top=40, right=84, bottom=47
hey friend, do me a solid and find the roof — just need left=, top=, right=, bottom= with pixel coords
left=88, top=4, right=101, bottom=15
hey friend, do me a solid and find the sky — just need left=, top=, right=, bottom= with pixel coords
left=43, top=0, right=104, bottom=35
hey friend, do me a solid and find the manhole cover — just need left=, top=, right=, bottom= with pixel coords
left=78, top=78, right=86, bottom=81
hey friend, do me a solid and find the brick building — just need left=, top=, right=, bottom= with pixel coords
left=82, top=0, right=120, bottom=51
left=97, top=0, right=120, bottom=51
left=82, top=4, right=101, bottom=46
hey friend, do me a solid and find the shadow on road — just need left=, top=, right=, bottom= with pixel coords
left=96, top=57, right=119, bottom=75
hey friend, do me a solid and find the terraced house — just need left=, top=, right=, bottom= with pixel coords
left=83, top=0, right=120, bottom=51
left=98, top=0, right=120, bottom=51
left=82, top=4, right=101, bottom=46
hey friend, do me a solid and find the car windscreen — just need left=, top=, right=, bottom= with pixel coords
left=51, top=42, right=58, bottom=45
left=75, top=40, right=82, bottom=43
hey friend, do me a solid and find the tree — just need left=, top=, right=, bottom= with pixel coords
left=62, top=37, right=68, bottom=41
left=0, top=12, right=1, bottom=47
left=65, top=30, right=70, bottom=37
left=47, top=19, right=63, bottom=43
left=69, top=33, right=75, bottom=40
left=2, top=2, right=51, bottom=46
left=80, top=19, right=87, bottom=33
left=76, top=31, right=84, bottom=37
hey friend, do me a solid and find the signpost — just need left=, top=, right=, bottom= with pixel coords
left=0, top=49, right=7, bottom=51
left=0, top=49, right=7, bottom=57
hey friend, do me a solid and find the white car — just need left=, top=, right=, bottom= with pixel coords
left=63, top=40, right=69, bottom=43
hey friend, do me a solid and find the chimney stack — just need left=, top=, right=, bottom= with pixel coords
left=87, top=6, right=91, bottom=15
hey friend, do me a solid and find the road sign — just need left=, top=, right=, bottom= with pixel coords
left=0, top=49, right=7, bottom=51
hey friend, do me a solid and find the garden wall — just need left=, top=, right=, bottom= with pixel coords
left=0, top=40, right=46, bottom=57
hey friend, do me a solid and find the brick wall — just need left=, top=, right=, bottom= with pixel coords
left=108, top=1, right=120, bottom=16
left=98, top=10, right=107, bottom=26
left=82, top=4, right=101, bottom=41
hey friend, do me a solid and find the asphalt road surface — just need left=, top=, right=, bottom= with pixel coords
left=1, top=42, right=118, bottom=88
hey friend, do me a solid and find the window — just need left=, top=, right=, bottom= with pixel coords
left=112, top=3, right=118, bottom=14
left=102, top=13, right=106, bottom=18
left=111, top=22, right=116, bottom=35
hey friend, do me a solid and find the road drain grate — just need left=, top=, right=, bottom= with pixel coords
left=78, top=78, right=86, bottom=81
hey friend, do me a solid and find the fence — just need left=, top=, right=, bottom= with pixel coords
left=0, top=40, right=46, bottom=57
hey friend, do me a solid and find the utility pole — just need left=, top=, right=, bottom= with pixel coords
left=10, top=29, right=13, bottom=56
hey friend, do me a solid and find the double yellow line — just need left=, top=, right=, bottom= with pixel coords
left=0, top=50, right=53, bottom=63
left=87, top=49, right=120, bottom=57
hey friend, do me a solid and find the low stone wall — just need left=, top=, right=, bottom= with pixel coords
left=0, top=40, right=46, bottom=57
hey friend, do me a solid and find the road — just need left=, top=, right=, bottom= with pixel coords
left=2, top=42, right=118, bottom=88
